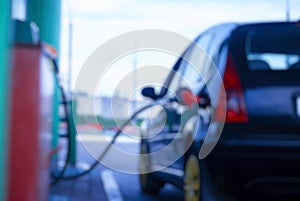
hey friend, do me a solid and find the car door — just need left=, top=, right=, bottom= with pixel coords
left=145, top=33, right=215, bottom=172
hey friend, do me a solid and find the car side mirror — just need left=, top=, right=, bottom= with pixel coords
left=141, top=86, right=160, bottom=100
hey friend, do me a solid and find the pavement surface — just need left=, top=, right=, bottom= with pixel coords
left=50, top=133, right=183, bottom=201
left=50, top=131, right=300, bottom=201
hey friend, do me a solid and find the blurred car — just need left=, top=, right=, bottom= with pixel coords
left=138, top=21, right=300, bottom=201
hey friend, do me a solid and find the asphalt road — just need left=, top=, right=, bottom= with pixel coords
left=50, top=133, right=184, bottom=201
left=51, top=132, right=297, bottom=201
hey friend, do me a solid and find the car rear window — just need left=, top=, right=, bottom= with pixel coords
left=245, top=28, right=300, bottom=71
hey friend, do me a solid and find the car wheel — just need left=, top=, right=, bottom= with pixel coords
left=184, top=154, right=201, bottom=201
left=139, top=143, right=163, bottom=194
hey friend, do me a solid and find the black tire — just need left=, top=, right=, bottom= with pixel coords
left=139, top=143, right=164, bottom=194
left=184, top=153, right=233, bottom=201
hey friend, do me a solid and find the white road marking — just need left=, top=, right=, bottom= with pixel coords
left=297, top=97, right=300, bottom=117
left=100, top=170, right=124, bottom=201
left=78, top=134, right=139, bottom=143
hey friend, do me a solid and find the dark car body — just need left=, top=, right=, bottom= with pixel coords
left=139, top=21, right=300, bottom=200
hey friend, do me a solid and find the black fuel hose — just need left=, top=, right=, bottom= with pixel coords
left=49, top=58, right=73, bottom=186
left=56, top=102, right=156, bottom=180
left=48, top=55, right=172, bottom=183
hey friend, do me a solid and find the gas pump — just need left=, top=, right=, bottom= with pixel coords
left=7, top=20, right=55, bottom=201
left=6, top=22, right=173, bottom=198
left=6, top=20, right=174, bottom=201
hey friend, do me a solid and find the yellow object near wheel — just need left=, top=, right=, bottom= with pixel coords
left=184, top=155, right=201, bottom=201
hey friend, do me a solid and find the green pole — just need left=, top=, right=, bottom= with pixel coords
left=26, top=0, right=62, bottom=151
left=68, top=100, right=77, bottom=165
left=0, top=0, right=11, bottom=200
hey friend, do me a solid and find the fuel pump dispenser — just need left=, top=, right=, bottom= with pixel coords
left=7, top=20, right=55, bottom=201
left=6, top=18, right=152, bottom=201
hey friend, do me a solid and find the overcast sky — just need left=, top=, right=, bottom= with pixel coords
left=59, top=0, right=300, bottom=97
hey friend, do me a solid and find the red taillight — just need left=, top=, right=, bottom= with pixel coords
left=222, top=55, right=248, bottom=123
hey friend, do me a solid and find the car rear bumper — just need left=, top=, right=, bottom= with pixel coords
left=204, top=132, right=300, bottom=197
